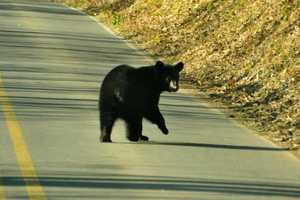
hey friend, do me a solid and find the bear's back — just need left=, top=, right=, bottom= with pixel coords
left=101, top=64, right=157, bottom=91
left=100, top=64, right=159, bottom=111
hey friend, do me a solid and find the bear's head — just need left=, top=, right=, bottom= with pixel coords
left=155, top=61, right=184, bottom=92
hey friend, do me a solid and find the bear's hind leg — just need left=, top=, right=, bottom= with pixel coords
left=100, top=125, right=113, bottom=143
left=100, top=111, right=116, bottom=143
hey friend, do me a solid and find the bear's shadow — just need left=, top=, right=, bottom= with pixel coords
left=118, top=141, right=287, bottom=152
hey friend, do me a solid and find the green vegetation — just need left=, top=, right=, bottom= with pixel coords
left=56, top=0, right=300, bottom=151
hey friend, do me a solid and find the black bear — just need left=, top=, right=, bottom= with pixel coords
left=99, top=61, right=184, bottom=142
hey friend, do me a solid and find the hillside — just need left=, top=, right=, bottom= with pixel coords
left=56, top=0, right=300, bottom=152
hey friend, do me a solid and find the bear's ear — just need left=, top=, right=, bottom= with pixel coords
left=155, top=61, right=164, bottom=71
left=175, top=62, right=184, bottom=72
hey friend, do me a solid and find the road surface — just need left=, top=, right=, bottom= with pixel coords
left=0, top=0, right=300, bottom=199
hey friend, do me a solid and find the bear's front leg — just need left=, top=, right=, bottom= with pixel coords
left=139, top=135, right=149, bottom=141
left=145, top=107, right=169, bottom=135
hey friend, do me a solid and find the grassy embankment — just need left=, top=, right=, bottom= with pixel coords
left=56, top=0, right=300, bottom=152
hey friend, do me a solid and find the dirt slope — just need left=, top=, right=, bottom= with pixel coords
left=56, top=0, right=300, bottom=152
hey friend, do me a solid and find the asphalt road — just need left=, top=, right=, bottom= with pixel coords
left=1, top=0, right=300, bottom=199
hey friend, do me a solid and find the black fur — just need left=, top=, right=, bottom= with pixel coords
left=99, top=61, right=184, bottom=142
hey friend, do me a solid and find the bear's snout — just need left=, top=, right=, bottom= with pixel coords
left=169, top=80, right=179, bottom=92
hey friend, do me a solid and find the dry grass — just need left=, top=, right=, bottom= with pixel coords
left=57, top=0, right=300, bottom=150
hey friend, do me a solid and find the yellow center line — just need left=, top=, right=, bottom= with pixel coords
left=0, top=75, right=47, bottom=200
